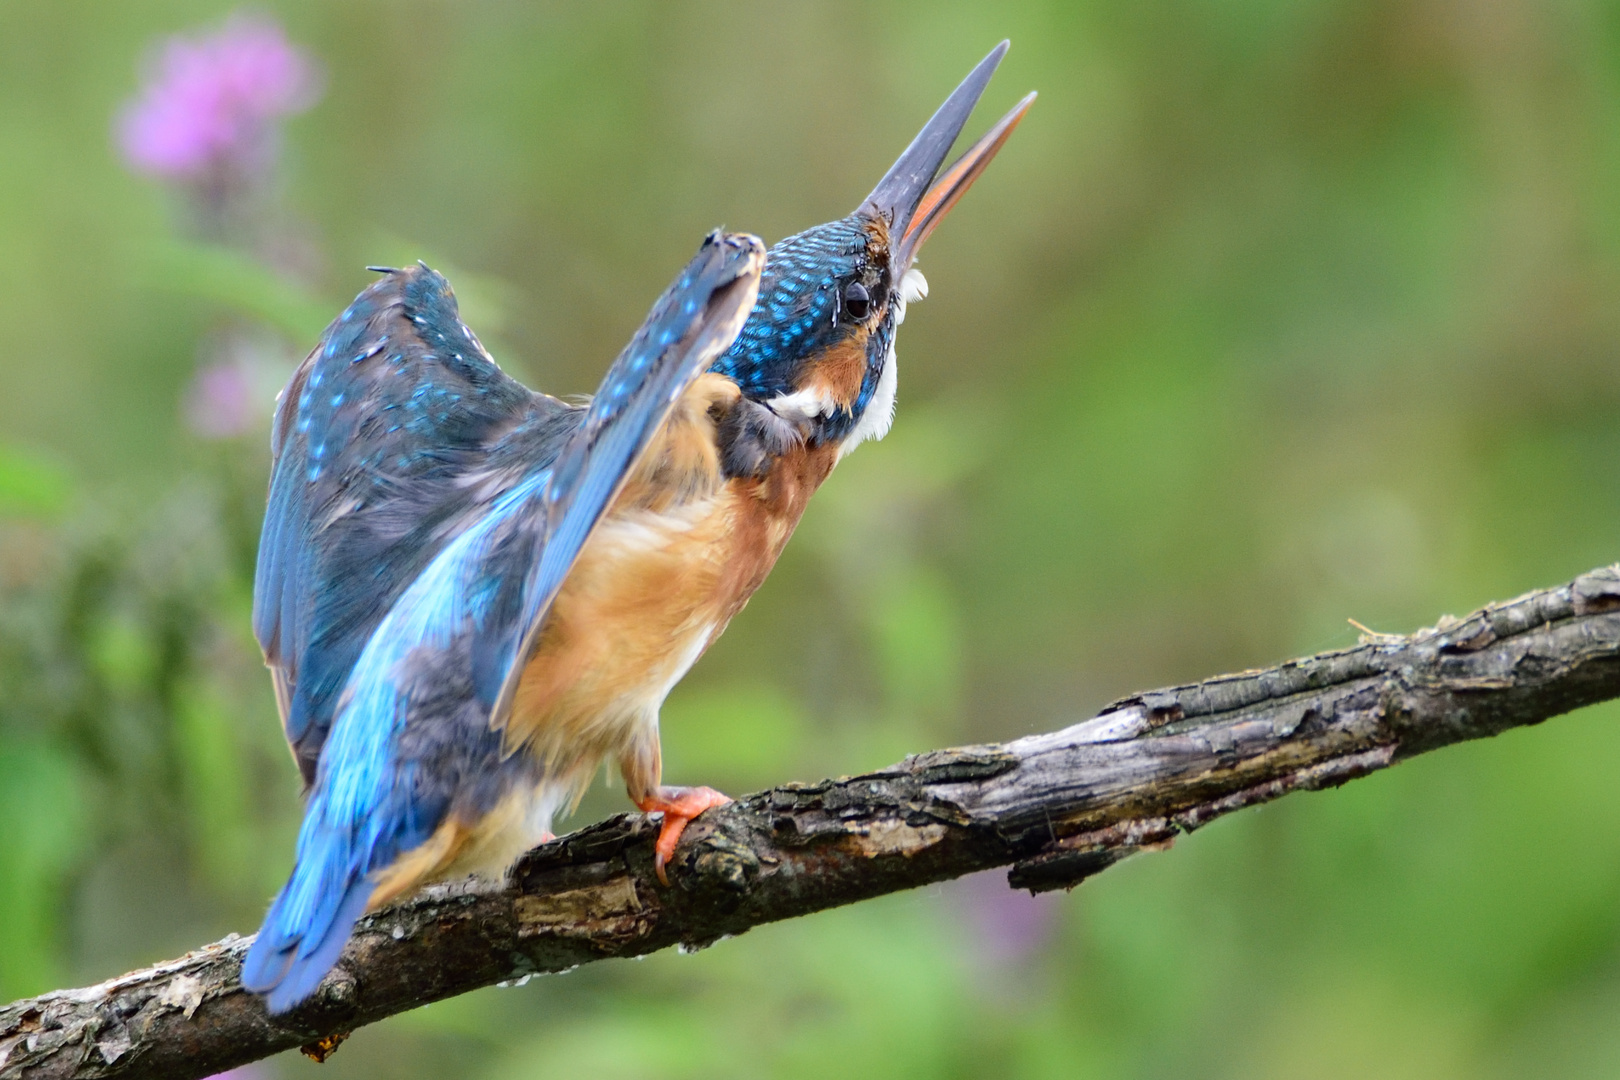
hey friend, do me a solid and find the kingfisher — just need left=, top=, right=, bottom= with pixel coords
left=241, top=41, right=1033, bottom=1014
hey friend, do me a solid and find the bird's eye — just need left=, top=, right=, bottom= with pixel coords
left=843, top=281, right=871, bottom=320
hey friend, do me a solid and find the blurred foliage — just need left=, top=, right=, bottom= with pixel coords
left=4, top=1, right=1620, bottom=1077
left=0, top=446, right=72, bottom=520
left=140, top=239, right=332, bottom=343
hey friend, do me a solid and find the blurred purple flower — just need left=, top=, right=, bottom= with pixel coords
left=116, top=13, right=320, bottom=181
left=204, top=1065, right=268, bottom=1080
left=951, top=869, right=1061, bottom=971
left=184, top=358, right=255, bottom=439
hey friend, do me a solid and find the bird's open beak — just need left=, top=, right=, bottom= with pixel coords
left=860, top=40, right=1036, bottom=273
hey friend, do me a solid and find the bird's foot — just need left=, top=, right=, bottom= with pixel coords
left=635, top=786, right=732, bottom=885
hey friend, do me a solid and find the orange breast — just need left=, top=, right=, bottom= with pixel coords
left=502, top=374, right=839, bottom=805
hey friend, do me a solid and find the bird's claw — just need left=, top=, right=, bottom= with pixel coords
left=636, top=786, right=732, bottom=885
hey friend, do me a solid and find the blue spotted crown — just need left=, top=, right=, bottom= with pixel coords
left=711, top=216, right=871, bottom=400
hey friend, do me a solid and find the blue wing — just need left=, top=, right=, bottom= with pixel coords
left=252, top=264, right=560, bottom=785
left=242, top=232, right=764, bottom=1013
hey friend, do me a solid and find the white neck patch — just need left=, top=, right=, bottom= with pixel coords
left=839, top=268, right=926, bottom=456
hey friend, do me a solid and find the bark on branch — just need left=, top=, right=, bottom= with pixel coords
left=8, top=565, right=1620, bottom=1079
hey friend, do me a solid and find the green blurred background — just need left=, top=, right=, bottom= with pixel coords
left=4, top=1, right=1620, bottom=1077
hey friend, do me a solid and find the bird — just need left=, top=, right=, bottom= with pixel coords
left=241, top=41, right=1033, bottom=1015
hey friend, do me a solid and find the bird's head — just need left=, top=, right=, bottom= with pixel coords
left=711, top=42, right=1033, bottom=455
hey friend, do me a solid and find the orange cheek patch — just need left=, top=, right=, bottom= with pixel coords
left=802, top=331, right=870, bottom=412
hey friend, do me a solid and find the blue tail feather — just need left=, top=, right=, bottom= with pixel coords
left=242, top=802, right=428, bottom=1013
left=244, top=876, right=374, bottom=1015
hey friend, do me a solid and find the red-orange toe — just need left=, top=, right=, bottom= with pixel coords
left=636, top=785, right=732, bottom=885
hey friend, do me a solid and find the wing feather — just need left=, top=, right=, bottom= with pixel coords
left=252, top=263, right=554, bottom=784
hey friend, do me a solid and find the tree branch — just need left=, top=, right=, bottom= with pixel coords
left=8, top=565, right=1620, bottom=1079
